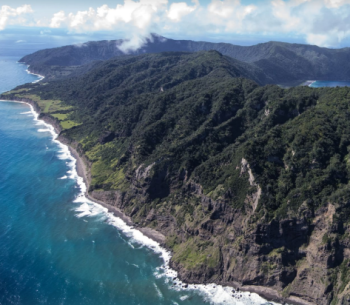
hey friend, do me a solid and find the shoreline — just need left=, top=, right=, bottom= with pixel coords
left=2, top=97, right=315, bottom=305
left=18, top=62, right=46, bottom=83
left=0, top=66, right=315, bottom=304
left=0, top=99, right=278, bottom=305
left=67, top=145, right=167, bottom=245
left=300, top=80, right=316, bottom=87
left=1, top=97, right=290, bottom=305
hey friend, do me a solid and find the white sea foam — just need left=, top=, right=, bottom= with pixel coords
left=59, top=175, right=68, bottom=179
left=306, top=80, right=316, bottom=87
left=0, top=66, right=283, bottom=305
left=154, top=282, right=164, bottom=299
left=1, top=99, right=283, bottom=305
left=24, top=65, right=45, bottom=83
left=75, top=203, right=92, bottom=218
left=180, top=295, right=189, bottom=301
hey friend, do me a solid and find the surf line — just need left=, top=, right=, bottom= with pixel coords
left=17, top=61, right=45, bottom=83
left=0, top=80, right=280, bottom=305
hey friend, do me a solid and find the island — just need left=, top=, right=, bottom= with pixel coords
left=3, top=43, right=350, bottom=305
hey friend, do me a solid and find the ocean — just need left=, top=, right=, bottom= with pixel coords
left=309, top=80, right=350, bottom=88
left=0, top=48, right=276, bottom=304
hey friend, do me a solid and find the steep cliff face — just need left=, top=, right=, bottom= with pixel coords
left=87, top=159, right=350, bottom=305
left=4, top=51, right=350, bottom=304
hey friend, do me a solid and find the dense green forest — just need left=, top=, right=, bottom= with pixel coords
left=5, top=50, right=350, bottom=304
left=10, top=51, right=350, bottom=219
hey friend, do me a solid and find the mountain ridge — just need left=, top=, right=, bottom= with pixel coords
left=20, top=34, right=350, bottom=86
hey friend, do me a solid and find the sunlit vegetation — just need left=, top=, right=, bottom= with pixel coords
left=3, top=51, right=350, bottom=221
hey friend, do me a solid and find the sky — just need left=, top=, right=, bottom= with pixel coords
left=2, top=0, right=350, bottom=50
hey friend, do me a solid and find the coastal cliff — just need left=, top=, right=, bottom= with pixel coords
left=4, top=50, right=350, bottom=305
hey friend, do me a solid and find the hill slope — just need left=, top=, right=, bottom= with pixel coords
left=20, top=34, right=350, bottom=85
left=5, top=51, right=350, bottom=305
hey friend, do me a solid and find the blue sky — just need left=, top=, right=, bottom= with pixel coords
left=2, top=0, right=350, bottom=49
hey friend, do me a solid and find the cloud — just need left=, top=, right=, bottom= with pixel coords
left=50, top=0, right=167, bottom=31
left=49, top=0, right=169, bottom=52
left=50, top=11, right=67, bottom=29
left=324, top=0, right=350, bottom=8
left=0, top=5, right=33, bottom=30
left=47, top=0, right=350, bottom=48
left=167, top=2, right=197, bottom=21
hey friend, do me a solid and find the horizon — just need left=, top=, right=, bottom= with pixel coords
left=2, top=0, right=350, bottom=51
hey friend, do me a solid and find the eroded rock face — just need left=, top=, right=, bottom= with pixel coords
left=98, top=131, right=115, bottom=144
left=86, top=161, right=350, bottom=305
left=7, top=98, right=344, bottom=305
left=241, top=158, right=261, bottom=212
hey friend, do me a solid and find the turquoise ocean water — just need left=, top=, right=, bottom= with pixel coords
left=309, top=80, right=350, bottom=88
left=0, top=49, right=276, bottom=305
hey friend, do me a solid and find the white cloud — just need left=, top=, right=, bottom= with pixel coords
left=0, top=5, right=33, bottom=30
left=168, top=2, right=197, bottom=21
left=44, top=0, right=350, bottom=48
left=208, top=0, right=239, bottom=18
left=50, top=0, right=167, bottom=31
left=207, top=0, right=257, bottom=32
left=118, top=34, right=151, bottom=52
left=324, top=0, right=350, bottom=8
left=50, top=11, right=66, bottom=28
left=49, top=0, right=170, bottom=52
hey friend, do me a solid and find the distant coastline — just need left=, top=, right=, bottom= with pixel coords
left=300, top=80, right=316, bottom=87
left=25, top=66, right=45, bottom=83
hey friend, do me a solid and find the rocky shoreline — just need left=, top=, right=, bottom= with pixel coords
left=67, top=135, right=313, bottom=305
left=68, top=145, right=167, bottom=244
left=0, top=95, right=326, bottom=305
left=1, top=96, right=167, bottom=246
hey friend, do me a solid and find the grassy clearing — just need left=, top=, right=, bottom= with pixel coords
left=15, top=93, right=72, bottom=113
left=52, top=112, right=81, bottom=129
left=7, top=93, right=80, bottom=130
left=91, top=160, right=114, bottom=187
left=90, top=156, right=129, bottom=191
left=172, top=238, right=220, bottom=269
left=2, top=88, right=31, bottom=95
left=51, top=113, right=69, bottom=120
left=60, top=120, right=81, bottom=129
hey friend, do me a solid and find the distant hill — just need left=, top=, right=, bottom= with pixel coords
left=20, top=34, right=350, bottom=85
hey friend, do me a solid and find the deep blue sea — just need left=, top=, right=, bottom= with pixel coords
left=0, top=48, right=275, bottom=305
left=309, top=80, right=350, bottom=88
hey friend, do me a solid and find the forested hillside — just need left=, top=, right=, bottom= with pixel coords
left=20, top=34, right=350, bottom=85
left=4, top=50, right=350, bottom=305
